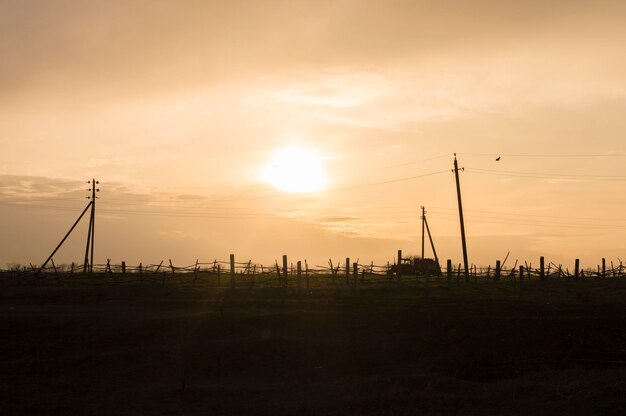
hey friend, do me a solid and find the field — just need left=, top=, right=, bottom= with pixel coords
left=2, top=277, right=626, bottom=415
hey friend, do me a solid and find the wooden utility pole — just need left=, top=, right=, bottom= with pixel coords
left=424, top=215, right=440, bottom=272
left=39, top=179, right=98, bottom=275
left=453, top=155, right=469, bottom=280
left=83, top=179, right=99, bottom=273
left=420, top=206, right=425, bottom=259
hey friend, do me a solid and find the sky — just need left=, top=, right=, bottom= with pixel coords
left=1, top=0, right=626, bottom=270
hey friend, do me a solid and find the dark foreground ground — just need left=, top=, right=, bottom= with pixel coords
left=1, top=279, right=626, bottom=415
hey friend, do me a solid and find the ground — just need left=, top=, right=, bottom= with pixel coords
left=1, top=279, right=626, bottom=415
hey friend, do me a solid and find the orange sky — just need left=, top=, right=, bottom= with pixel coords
left=1, top=1, right=626, bottom=269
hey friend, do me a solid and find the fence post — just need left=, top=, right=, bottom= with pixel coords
left=397, top=250, right=402, bottom=282
left=353, top=262, right=358, bottom=291
left=217, top=264, right=221, bottom=287
left=574, top=258, right=580, bottom=281
left=139, top=262, right=143, bottom=282
left=602, top=258, right=606, bottom=278
left=305, top=260, right=310, bottom=291
left=345, top=257, right=350, bottom=285
left=495, top=260, right=501, bottom=281
left=519, top=265, right=525, bottom=287
left=122, top=261, right=126, bottom=274
left=297, top=261, right=302, bottom=296
left=540, top=256, right=545, bottom=281
left=282, top=255, right=288, bottom=289
left=446, top=259, right=452, bottom=284
left=230, top=254, right=235, bottom=289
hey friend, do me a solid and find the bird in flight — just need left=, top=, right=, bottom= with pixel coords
left=495, top=156, right=501, bottom=161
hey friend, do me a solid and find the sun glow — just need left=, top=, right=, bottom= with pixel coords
left=262, top=146, right=328, bottom=193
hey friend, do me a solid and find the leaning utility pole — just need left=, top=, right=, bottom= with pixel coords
left=420, top=207, right=442, bottom=275
left=420, top=206, right=426, bottom=259
left=38, top=179, right=99, bottom=275
left=83, top=179, right=99, bottom=273
left=423, top=212, right=440, bottom=270
left=453, top=154, right=469, bottom=280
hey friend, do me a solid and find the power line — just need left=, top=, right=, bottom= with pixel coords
left=0, top=201, right=284, bottom=219
left=5, top=196, right=626, bottom=225
left=466, top=167, right=626, bottom=180
left=458, top=152, right=626, bottom=158
left=426, top=206, right=626, bottom=223
left=465, top=167, right=626, bottom=179
left=328, top=169, right=449, bottom=191
left=428, top=211, right=626, bottom=230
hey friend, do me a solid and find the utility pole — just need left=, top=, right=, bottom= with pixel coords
left=419, top=207, right=441, bottom=275
left=39, top=179, right=99, bottom=275
left=423, top=214, right=440, bottom=271
left=82, top=179, right=99, bottom=273
left=453, top=154, right=469, bottom=280
left=420, top=206, right=426, bottom=259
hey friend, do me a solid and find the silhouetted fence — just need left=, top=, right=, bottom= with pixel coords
left=1, top=254, right=625, bottom=288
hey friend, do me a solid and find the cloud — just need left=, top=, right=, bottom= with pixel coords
left=316, top=216, right=360, bottom=223
left=0, top=174, right=84, bottom=197
left=3, top=1, right=624, bottom=106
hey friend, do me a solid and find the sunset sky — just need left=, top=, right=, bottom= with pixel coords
left=1, top=1, right=625, bottom=269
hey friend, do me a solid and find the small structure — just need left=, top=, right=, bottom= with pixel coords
left=388, top=256, right=440, bottom=277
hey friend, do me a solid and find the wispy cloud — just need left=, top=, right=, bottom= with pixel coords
left=0, top=174, right=84, bottom=197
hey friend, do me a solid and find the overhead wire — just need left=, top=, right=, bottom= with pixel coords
left=327, top=169, right=450, bottom=191
left=465, top=167, right=626, bottom=181
left=425, top=205, right=626, bottom=223
left=2, top=151, right=625, bottom=231
left=0, top=201, right=282, bottom=220
left=458, top=152, right=626, bottom=158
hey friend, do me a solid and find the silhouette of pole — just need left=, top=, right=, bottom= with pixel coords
left=39, top=201, right=92, bottom=274
left=424, top=216, right=440, bottom=272
left=421, top=206, right=425, bottom=259
left=83, top=203, right=93, bottom=273
left=82, top=179, right=99, bottom=273
left=453, top=154, right=469, bottom=280
left=89, top=179, right=97, bottom=273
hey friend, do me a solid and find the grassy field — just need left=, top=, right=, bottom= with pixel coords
left=1, top=279, right=626, bottom=415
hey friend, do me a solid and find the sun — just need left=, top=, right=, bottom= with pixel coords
left=262, top=146, right=328, bottom=193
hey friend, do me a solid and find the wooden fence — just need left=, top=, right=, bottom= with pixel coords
left=2, top=254, right=625, bottom=290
